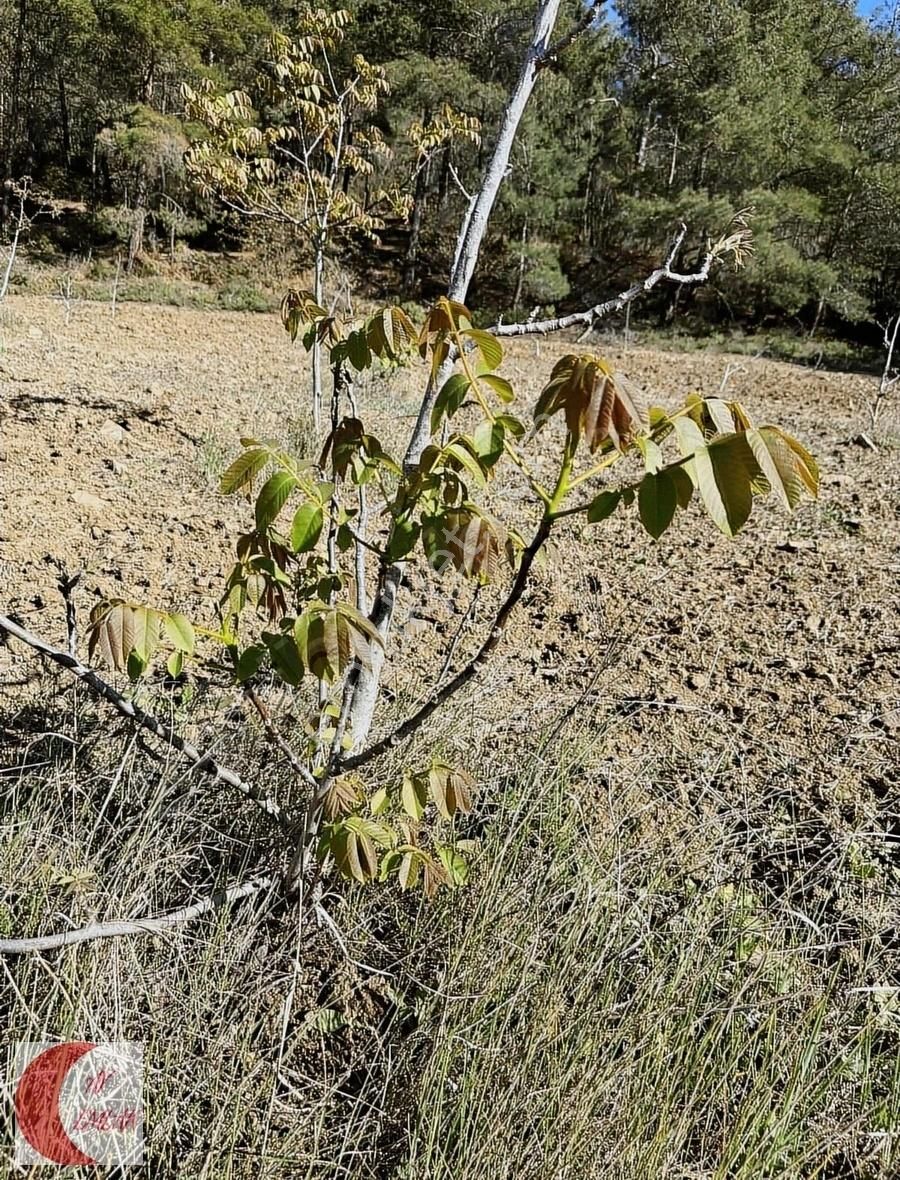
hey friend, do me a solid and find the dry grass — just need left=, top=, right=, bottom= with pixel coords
left=2, top=682, right=899, bottom=1179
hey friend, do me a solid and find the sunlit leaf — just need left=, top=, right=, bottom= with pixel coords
left=220, top=448, right=269, bottom=495
left=256, top=471, right=297, bottom=530
left=291, top=502, right=324, bottom=552
left=164, top=612, right=195, bottom=655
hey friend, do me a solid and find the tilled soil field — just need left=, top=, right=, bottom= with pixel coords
left=1, top=295, right=898, bottom=930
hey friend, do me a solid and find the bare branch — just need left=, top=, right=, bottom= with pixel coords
left=0, top=876, right=276, bottom=955
left=869, top=311, right=900, bottom=431
left=52, top=563, right=81, bottom=658
left=0, top=613, right=289, bottom=831
left=243, top=684, right=318, bottom=793
left=491, top=224, right=716, bottom=338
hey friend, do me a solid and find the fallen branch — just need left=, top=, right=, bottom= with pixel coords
left=0, top=613, right=289, bottom=831
left=0, top=876, right=275, bottom=955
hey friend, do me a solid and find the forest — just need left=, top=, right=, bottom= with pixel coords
left=2, top=0, right=900, bottom=340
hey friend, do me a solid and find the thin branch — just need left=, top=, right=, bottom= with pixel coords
left=342, top=516, right=552, bottom=773
left=491, top=224, right=715, bottom=337
left=0, top=613, right=288, bottom=831
left=447, top=159, right=474, bottom=204
left=435, top=584, right=482, bottom=686
left=0, top=876, right=276, bottom=955
left=53, top=563, right=81, bottom=658
left=243, top=684, right=318, bottom=793
left=870, top=311, right=900, bottom=430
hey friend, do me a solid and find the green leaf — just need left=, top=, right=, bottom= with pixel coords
left=586, top=490, right=620, bottom=524
left=443, top=440, right=487, bottom=488
left=131, top=607, right=161, bottom=663
left=328, top=821, right=378, bottom=882
left=463, top=327, right=503, bottom=372
left=668, top=465, right=695, bottom=508
left=635, top=436, right=663, bottom=473
left=436, top=845, right=469, bottom=887
left=672, top=417, right=706, bottom=474
left=704, top=397, right=737, bottom=435
left=166, top=650, right=184, bottom=678
left=695, top=434, right=756, bottom=537
left=496, top=413, right=526, bottom=439
left=126, top=649, right=147, bottom=682
left=386, top=514, right=420, bottom=561
left=262, top=631, right=304, bottom=686
left=472, top=419, right=505, bottom=468
left=164, top=612, right=195, bottom=655
left=638, top=471, right=677, bottom=539
left=346, top=329, right=371, bottom=372
left=291, top=502, right=324, bottom=552
left=306, top=1007, right=346, bottom=1034
left=370, top=786, right=389, bottom=816
left=431, top=373, right=471, bottom=433
left=220, top=448, right=269, bottom=495
left=235, top=644, right=266, bottom=683
left=480, top=373, right=514, bottom=403
left=745, top=427, right=804, bottom=510
left=255, top=471, right=297, bottom=530
left=401, top=773, right=427, bottom=821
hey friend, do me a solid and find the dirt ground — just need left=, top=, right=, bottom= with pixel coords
left=1, top=295, right=898, bottom=917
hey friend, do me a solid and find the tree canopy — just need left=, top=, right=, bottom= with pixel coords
left=1, top=0, right=898, bottom=333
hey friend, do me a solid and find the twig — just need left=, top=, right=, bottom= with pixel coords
left=53, top=564, right=81, bottom=658
left=869, top=312, right=900, bottom=431
left=0, top=613, right=288, bottom=830
left=435, top=585, right=482, bottom=686
left=0, top=876, right=276, bottom=955
left=243, top=683, right=318, bottom=793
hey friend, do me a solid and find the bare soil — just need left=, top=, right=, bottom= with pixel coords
left=1, top=295, right=898, bottom=923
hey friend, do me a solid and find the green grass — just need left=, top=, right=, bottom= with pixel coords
left=2, top=686, right=898, bottom=1178
left=6, top=254, right=279, bottom=313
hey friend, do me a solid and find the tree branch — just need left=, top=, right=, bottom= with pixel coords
left=0, top=613, right=289, bottom=831
left=243, top=684, right=318, bottom=793
left=0, top=876, right=275, bottom=955
left=491, top=224, right=715, bottom=337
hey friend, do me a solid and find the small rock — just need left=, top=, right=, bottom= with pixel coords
left=98, top=419, right=126, bottom=445
left=687, top=671, right=710, bottom=691
left=72, top=490, right=106, bottom=512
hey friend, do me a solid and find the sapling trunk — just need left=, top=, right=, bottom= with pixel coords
left=345, top=0, right=564, bottom=749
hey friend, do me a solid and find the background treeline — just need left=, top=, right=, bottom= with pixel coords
left=1, top=0, right=899, bottom=338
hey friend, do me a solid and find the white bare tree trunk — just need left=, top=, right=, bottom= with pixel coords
left=346, top=0, right=562, bottom=746
left=311, top=237, right=325, bottom=431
